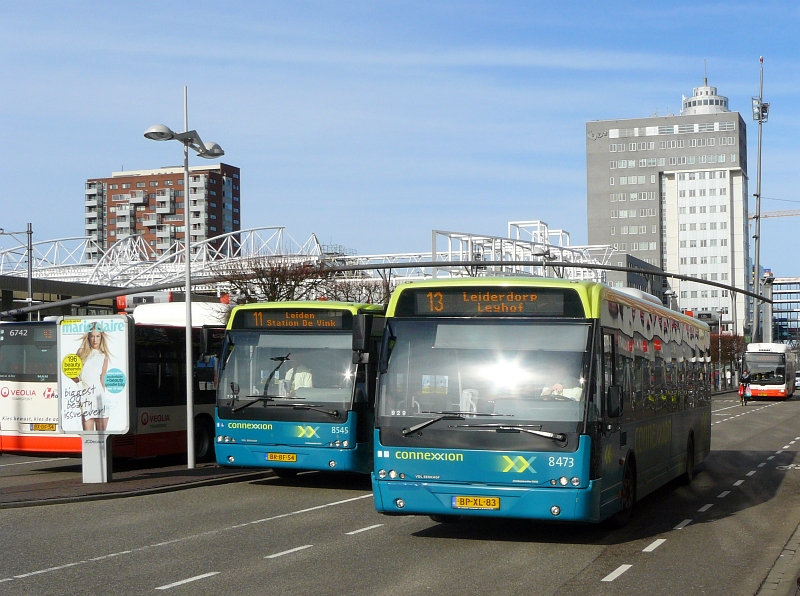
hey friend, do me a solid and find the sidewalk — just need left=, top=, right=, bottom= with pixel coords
left=0, top=457, right=270, bottom=509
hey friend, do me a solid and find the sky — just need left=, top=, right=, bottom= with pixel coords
left=1, top=1, right=798, bottom=275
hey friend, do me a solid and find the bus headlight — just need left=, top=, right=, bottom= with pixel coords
left=550, top=505, right=561, bottom=516
left=378, top=469, right=387, bottom=479
left=329, top=460, right=337, bottom=468
left=227, top=456, right=235, bottom=463
left=388, top=470, right=398, bottom=479
left=342, top=440, right=349, bottom=447
left=395, top=499, right=405, bottom=509
left=570, top=477, right=580, bottom=486
left=559, top=476, right=569, bottom=486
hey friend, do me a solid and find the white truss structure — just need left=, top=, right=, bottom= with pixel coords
left=0, top=221, right=614, bottom=290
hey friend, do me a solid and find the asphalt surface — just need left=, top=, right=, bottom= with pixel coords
left=2, top=391, right=800, bottom=595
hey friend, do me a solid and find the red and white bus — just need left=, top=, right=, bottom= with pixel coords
left=742, top=343, right=797, bottom=399
left=0, top=321, right=64, bottom=453
left=0, top=302, right=229, bottom=459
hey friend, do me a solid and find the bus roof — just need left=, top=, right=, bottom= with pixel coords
left=747, top=343, right=792, bottom=353
left=132, top=302, right=231, bottom=328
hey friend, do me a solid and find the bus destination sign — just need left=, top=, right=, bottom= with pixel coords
left=396, top=287, right=585, bottom=318
left=233, top=309, right=351, bottom=330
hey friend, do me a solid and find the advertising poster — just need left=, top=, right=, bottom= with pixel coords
left=58, top=316, right=130, bottom=434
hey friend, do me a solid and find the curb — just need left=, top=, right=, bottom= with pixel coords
left=0, top=470, right=273, bottom=510
left=757, top=520, right=800, bottom=596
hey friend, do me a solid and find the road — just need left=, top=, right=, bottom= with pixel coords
left=2, top=394, right=800, bottom=595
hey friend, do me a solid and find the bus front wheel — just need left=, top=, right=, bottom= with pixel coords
left=610, top=460, right=636, bottom=528
left=194, top=418, right=215, bottom=463
left=681, top=436, right=695, bottom=485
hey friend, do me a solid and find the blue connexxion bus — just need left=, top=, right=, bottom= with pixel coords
left=372, top=278, right=711, bottom=525
left=215, top=301, right=384, bottom=476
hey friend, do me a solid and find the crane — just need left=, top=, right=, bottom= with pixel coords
left=748, top=210, right=800, bottom=220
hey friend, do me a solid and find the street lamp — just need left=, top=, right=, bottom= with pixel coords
left=144, top=87, right=224, bottom=469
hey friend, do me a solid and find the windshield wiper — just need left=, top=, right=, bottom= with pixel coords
left=452, top=423, right=567, bottom=443
left=402, top=411, right=504, bottom=437
left=231, top=393, right=311, bottom=413
left=270, top=403, right=341, bottom=418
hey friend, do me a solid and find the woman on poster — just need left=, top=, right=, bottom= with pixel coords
left=73, top=323, right=112, bottom=430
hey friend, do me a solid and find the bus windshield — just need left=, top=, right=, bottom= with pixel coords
left=744, top=353, right=786, bottom=384
left=378, top=320, right=590, bottom=426
left=218, top=330, right=356, bottom=418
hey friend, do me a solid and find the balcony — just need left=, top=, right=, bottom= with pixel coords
left=128, top=190, right=147, bottom=205
left=85, top=219, right=98, bottom=231
left=155, top=239, right=174, bottom=251
left=142, top=215, right=158, bottom=227
left=156, top=202, right=173, bottom=214
left=85, top=197, right=98, bottom=207
left=156, top=226, right=175, bottom=239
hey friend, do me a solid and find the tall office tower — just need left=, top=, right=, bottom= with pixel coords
left=586, top=81, right=750, bottom=334
left=84, top=163, right=241, bottom=263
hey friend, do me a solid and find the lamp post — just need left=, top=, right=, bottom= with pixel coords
left=717, top=309, right=723, bottom=389
left=144, top=87, right=224, bottom=469
left=751, top=57, right=769, bottom=342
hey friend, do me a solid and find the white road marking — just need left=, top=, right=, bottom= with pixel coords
left=795, top=437, right=800, bottom=441
left=674, top=519, right=692, bottom=530
left=345, top=524, right=384, bottom=535
left=758, top=463, right=766, bottom=468
left=601, top=564, right=632, bottom=582
left=768, top=456, right=775, bottom=460
left=0, top=457, right=69, bottom=468
left=0, top=493, right=372, bottom=584
left=642, top=539, right=666, bottom=552
left=717, top=491, right=730, bottom=498
left=265, top=545, right=313, bottom=559
left=777, top=451, right=784, bottom=455
left=698, top=504, right=713, bottom=513
left=747, top=471, right=756, bottom=476
left=791, top=441, right=797, bottom=445
left=783, top=446, right=791, bottom=449
left=155, top=572, right=219, bottom=590
left=734, top=480, right=744, bottom=486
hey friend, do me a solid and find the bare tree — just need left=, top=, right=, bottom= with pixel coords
left=212, top=256, right=331, bottom=304
left=318, top=271, right=396, bottom=305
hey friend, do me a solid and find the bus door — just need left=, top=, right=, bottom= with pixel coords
left=600, top=330, right=626, bottom=512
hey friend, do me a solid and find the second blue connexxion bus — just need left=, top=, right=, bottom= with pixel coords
left=372, top=279, right=711, bottom=525
left=215, top=301, right=384, bottom=476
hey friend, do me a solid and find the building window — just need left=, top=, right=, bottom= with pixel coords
left=681, top=291, right=688, bottom=298
left=122, top=183, right=131, bottom=189
left=690, top=240, right=697, bottom=247
left=610, top=227, right=615, bottom=235
left=680, top=257, right=687, bottom=265
left=691, top=291, right=698, bottom=298
left=690, top=257, right=697, bottom=264
left=610, top=178, right=615, bottom=185
left=610, top=210, right=618, bottom=218
left=150, top=181, right=159, bottom=187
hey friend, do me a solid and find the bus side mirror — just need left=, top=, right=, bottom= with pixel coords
left=606, top=385, right=622, bottom=418
left=352, top=314, right=373, bottom=354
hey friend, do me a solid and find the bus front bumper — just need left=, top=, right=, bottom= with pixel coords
left=216, top=441, right=371, bottom=474
left=372, top=478, right=601, bottom=522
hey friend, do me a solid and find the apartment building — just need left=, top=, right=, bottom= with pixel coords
left=586, top=81, right=750, bottom=333
left=84, top=163, right=240, bottom=262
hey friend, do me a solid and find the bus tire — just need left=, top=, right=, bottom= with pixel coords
left=429, top=514, right=461, bottom=524
left=681, top=436, right=695, bottom=485
left=272, top=468, right=299, bottom=479
left=609, top=459, right=636, bottom=528
left=194, top=417, right=215, bottom=463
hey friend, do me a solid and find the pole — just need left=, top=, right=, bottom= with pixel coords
left=183, top=86, right=195, bottom=469
left=26, top=223, right=33, bottom=321
left=752, top=58, right=765, bottom=342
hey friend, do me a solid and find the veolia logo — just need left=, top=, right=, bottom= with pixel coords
left=1, top=387, right=35, bottom=398
left=140, top=412, right=171, bottom=426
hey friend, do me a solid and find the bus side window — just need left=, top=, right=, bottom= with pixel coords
left=602, top=332, right=617, bottom=418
